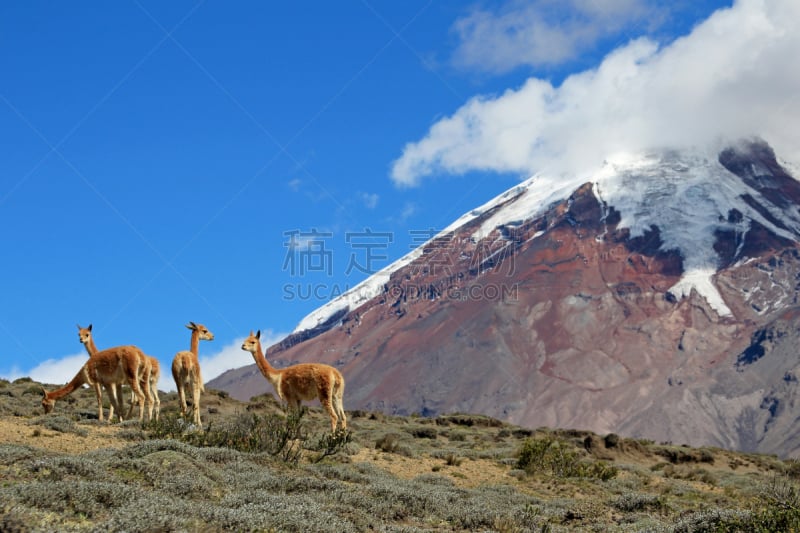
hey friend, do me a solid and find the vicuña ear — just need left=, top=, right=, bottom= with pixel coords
left=256, top=330, right=261, bottom=340
left=40, top=386, right=48, bottom=397
left=88, top=324, right=92, bottom=331
left=76, top=324, right=81, bottom=330
left=186, top=322, right=196, bottom=330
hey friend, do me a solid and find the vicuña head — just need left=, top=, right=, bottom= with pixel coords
left=241, top=329, right=347, bottom=432
left=77, top=323, right=93, bottom=348
left=41, top=385, right=60, bottom=414
left=187, top=321, right=214, bottom=341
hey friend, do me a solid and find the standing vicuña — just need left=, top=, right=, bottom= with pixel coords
left=141, top=355, right=161, bottom=421
left=241, top=330, right=346, bottom=432
left=77, top=323, right=160, bottom=421
left=172, top=322, right=213, bottom=427
left=41, top=343, right=147, bottom=422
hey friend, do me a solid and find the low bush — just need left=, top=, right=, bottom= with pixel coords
left=309, top=429, right=352, bottom=463
left=436, top=414, right=504, bottom=427
left=516, top=436, right=618, bottom=480
left=656, top=445, right=715, bottom=465
left=662, top=465, right=717, bottom=485
left=145, top=410, right=307, bottom=463
left=409, top=426, right=438, bottom=439
left=374, top=432, right=414, bottom=456
left=604, top=433, right=620, bottom=448
left=30, top=415, right=88, bottom=437
left=612, top=492, right=664, bottom=512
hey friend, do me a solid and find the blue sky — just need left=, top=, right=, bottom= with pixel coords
left=5, top=0, right=795, bottom=392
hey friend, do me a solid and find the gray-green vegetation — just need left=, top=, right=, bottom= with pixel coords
left=1, top=376, right=800, bottom=531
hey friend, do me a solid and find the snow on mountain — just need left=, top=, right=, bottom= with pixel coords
left=295, top=142, right=800, bottom=331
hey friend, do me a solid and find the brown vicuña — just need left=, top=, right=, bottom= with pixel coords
left=241, top=330, right=346, bottom=432
left=77, top=323, right=160, bottom=421
left=172, top=322, right=213, bottom=427
left=141, top=355, right=161, bottom=421
left=42, top=337, right=147, bottom=422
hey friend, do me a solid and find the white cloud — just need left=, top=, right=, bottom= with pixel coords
left=284, top=229, right=333, bottom=252
left=451, top=0, right=659, bottom=73
left=359, top=192, right=380, bottom=209
left=394, top=0, right=800, bottom=186
left=399, top=202, right=417, bottom=222
left=287, top=178, right=302, bottom=192
left=20, top=352, right=88, bottom=387
left=194, top=329, right=286, bottom=391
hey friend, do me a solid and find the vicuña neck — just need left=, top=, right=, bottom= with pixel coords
left=83, top=338, right=98, bottom=357
left=252, top=344, right=281, bottom=386
left=190, top=331, right=200, bottom=356
left=49, top=367, right=89, bottom=400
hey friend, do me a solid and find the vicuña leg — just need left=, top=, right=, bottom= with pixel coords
left=317, top=384, right=340, bottom=432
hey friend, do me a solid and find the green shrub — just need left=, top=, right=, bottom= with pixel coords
left=27, top=455, right=104, bottom=480
left=409, top=426, right=438, bottom=439
left=516, top=436, right=618, bottom=480
left=30, top=415, right=88, bottom=436
left=662, top=465, right=717, bottom=485
left=583, top=460, right=619, bottom=481
left=750, top=474, right=800, bottom=531
left=375, top=433, right=414, bottom=456
left=511, top=428, right=534, bottom=438
left=309, top=429, right=352, bottom=463
left=448, top=430, right=468, bottom=442
left=517, top=436, right=555, bottom=472
left=436, top=414, right=503, bottom=427
left=671, top=508, right=754, bottom=532
left=0, top=444, right=43, bottom=466
left=145, top=410, right=307, bottom=463
left=375, top=433, right=401, bottom=453
left=669, top=474, right=800, bottom=532
left=656, top=445, right=715, bottom=465
left=612, top=492, right=664, bottom=512
left=444, top=452, right=463, bottom=466
left=784, top=459, right=800, bottom=479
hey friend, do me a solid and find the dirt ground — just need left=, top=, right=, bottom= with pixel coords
left=0, top=414, right=517, bottom=490
left=0, top=416, right=130, bottom=455
left=350, top=446, right=516, bottom=488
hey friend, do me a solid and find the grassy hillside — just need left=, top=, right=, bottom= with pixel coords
left=2, top=376, right=800, bottom=532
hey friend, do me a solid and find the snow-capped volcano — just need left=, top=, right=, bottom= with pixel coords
left=212, top=139, right=800, bottom=457
left=296, top=139, right=800, bottom=331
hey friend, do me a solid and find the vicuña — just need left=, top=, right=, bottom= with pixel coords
left=42, top=340, right=147, bottom=422
left=171, top=322, right=213, bottom=427
left=241, top=329, right=346, bottom=432
left=77, top=323, right=160, bottom=421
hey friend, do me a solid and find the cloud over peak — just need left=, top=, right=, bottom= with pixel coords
left=451, top=0, right=659, bottom=73
left=393, top=0, right=800, bottom=186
